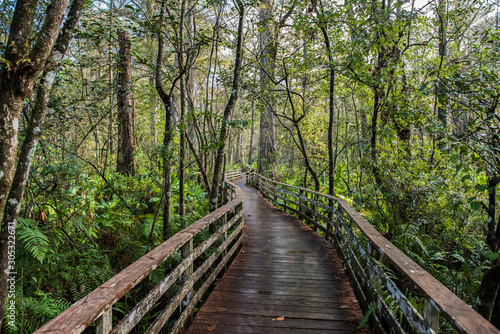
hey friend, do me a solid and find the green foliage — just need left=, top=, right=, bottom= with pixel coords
left=17, top=218, right=50, bottom=263
left=15, top=146, right=210, bottom=331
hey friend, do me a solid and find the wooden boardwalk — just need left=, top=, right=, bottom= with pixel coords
left=186, top=175, right=367, bottom=333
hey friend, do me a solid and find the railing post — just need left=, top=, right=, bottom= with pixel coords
left=327, top=198, right=333, bottom=243
left=223, top=212, right=228, bottom=272
left=312, top=193, right=318, bottom=232
left=282, top=185, right=287, bottom=213
left=425, top=299, right=440, bottom=333
left=223, top=184, right=228, bottom=205
left=96, top=308, right=112, bottom=334
left=180, top=238, right=194, bottom=325
left=299, top=189, right=305, bottom=221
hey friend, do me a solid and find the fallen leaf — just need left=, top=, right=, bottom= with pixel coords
left=207, top=324, right=216, bottom=331
left=239, top=259, right=244, bottom=262
left=248, top=214, right=252, bottom=216
left=272, top=316, right=285, bottom=321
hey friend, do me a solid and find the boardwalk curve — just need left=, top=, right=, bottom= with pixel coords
left=186, top=175, right=367, bottom=333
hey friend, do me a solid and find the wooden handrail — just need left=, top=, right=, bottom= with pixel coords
left=247, top=172, right=499, bottom=334
left=225, top=168, right=241, bottom=181
left=35, top=178, right=243, bottom=334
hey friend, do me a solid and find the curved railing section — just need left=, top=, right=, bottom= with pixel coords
left=247, top=171, right=499, bottom=334
left=35, top=171, right=243, bottom=334
left=225, top=168, right=241, bottom=181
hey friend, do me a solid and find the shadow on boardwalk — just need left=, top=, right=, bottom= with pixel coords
left=186, top=174, right=368, bottom=334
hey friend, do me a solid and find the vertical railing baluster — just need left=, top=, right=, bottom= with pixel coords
left=223, top=212, right=228, bottom=272
left=327, top=198, right=333, bottom=242
left=283, top=185, right=287, bottom=213
left=299, top=189, right=304, bottom=221
left=180, top=238, right=194, bottom=326
left=312, top=193, right=318, bottom=232
left=425, top=299, right=440, bottom=333
left=96, top=308, right=112, bottom=334
left=223, top=184, right=228, bottom=205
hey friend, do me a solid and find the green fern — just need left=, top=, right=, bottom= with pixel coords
left=17, top=219, right=50, bottom=263
left=358, top=303, right=377, bottom=329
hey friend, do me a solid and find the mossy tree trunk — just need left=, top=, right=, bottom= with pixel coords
left=0, top=0, right=72, bottom=324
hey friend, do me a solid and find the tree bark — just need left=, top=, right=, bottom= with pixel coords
left=256, top=1, right=295, bottom=176
left=177, top=0, right=189, bottom=227
left=116, top=29, right=136, bottom=176
left=248, top=92, right=256, bottom=165
left=209, top=0, right=245, bottom=211
left=106, top=0, right=114, bottom=174
left=156, top=0, right=180, bottom=238
left=0, top=0, right=71, bottom=323
left=317, top=14, right=335, bottom=196
left=478, top=263, right=500, bottom=324
left=257, top=0, right=277, bottom=176
left=435, top=0, right=447, bottom=144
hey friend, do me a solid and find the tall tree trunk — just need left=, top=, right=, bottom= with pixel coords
left=178, top=0, right=190, bottom=227
left=149, top=75, right=157, bottom=167
left=257, top=0, right=277, bottom=176
left=155, top=0, right=185, bottom=238
left=248, top=92, right=256, bottom=165
left=106, top=0, right=114, bottom=174
left=435, top=0, right=447, bottom=145
left=477, top=176, right=500, bottom=324
left=478, top=263, right=500, bottom=325
left=116, top=29, right=136, bottom=176
left=370, top=0, right=388, bottom=192
left=179, top=76, right=186, bottom=227
left=0, top=0, right=71, bottom=323
left=256, top=1, right=295, bottom=176
left=209, top=0, right=245, bottom=211
left=316, top=12, right=335, bottom=196
left=236, top=133, right=242, bottom=165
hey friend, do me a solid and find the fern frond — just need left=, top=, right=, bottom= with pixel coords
left=18, top=223, right=50, bottom=263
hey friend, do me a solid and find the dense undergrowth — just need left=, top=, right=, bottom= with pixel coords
left=4, top=155, right=210, bottom=333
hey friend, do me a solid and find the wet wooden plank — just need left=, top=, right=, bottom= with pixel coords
left=204, top=290, right=359, bottom=307
left=197, top=303, right=362, bottom=320
left=187, top=325, right=364, bottom=334
left=185, top=174, right=366, bottom=334
left=187, top=313, right=365, bottom=331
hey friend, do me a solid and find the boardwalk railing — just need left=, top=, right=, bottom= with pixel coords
left=225, top=168, right=241, bottom=181
left=36, top=172, right=243, bottom=334
left=247, top=171, right=499, bottom=334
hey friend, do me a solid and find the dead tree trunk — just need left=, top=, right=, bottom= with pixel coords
left=116, top=29, right=136, bottom=176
